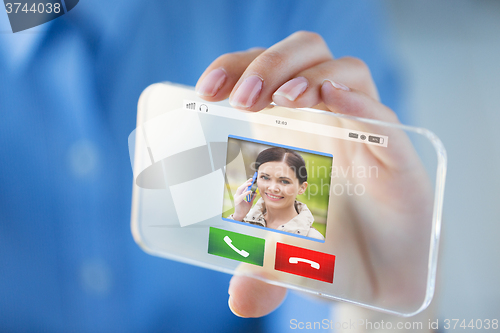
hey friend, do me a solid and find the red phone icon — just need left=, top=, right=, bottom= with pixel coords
left=275, top=243, right=335, bottom=283
left=288, top=257, right=320, bottom=269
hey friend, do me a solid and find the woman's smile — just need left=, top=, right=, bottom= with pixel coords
left=265, top=192, right=284, bottom=201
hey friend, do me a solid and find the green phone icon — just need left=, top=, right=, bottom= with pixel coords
left=208, top=227, right=265, bottom=266
left=224, top=236, right=249, bottom=257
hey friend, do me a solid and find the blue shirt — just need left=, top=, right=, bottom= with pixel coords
left=0, top=1, right=403, bottom=331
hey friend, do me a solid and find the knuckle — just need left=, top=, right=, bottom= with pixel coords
left=216, top=48, right=261, bottom=64
left=293, top=30, right=324, bottom=45
left=254, top=50, right=287, bottom=70
left=385, top=108, right=399, bottom=122
left=246, top=46, right=266, bottom=54
left=342, top=56, right=370, bottom=75
left=339, top=56, right=378, bottom=97
left=317, top=59, right=338, bottom=76
left=215, top=52, right=235, bottom=64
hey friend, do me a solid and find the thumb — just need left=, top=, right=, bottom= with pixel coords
left=228, top=275, right=287, bottom=317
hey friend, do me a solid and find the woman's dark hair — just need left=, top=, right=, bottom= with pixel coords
left=255, top=147, right=307, bottom=184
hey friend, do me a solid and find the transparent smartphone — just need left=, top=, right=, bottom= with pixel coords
left=128, top=82, right=447, bottom=316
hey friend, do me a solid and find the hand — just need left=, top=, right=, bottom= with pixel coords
left=196, top=31, right=434, bottom=318
left=231, top=178, right=256, bottom=221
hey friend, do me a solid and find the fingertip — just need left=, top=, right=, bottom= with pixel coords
left=272, top=77, right=322, bottom=109
left=321, top=79, right=399, bottom=123
left=196, top=68, right=228, bottom=99
left=229, top=75, right=264, bottom=109
left=320, top=79, right=360, bottom=115
left=228, top=275, right=287, bottom=318
left=228, top=296, right=245, bottom=318
left=273, top=77, right=308, bottom=102
left=322, top=79, right=350, bottom=92
left=272, top=93, right=301, bottom=108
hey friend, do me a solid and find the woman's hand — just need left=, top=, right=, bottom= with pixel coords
left=196, top=31, right=433, bottom=318
left=231, top=178, right=256, bottom=221
left=196, top=31, right=383, bottom=117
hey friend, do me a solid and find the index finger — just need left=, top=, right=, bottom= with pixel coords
left=196, top=48, right=265, bottom=101
left=196, top=31, right=333, bottom=111
left=229, top=31, right=333, bottom=111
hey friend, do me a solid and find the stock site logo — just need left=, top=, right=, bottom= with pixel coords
left=4, top=0, right=79, bottom=33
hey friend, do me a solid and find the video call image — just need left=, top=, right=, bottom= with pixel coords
left=222, top=135, right=333, bottom=242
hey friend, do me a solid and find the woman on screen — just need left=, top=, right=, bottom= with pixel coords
left=229, top=147, right=325, bottom=240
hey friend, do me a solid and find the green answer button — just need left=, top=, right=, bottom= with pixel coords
left=208, top=227, right=265, bottom=266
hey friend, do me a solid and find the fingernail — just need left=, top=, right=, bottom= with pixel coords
left=228, top=297, right=245, bottom=318
left=196, top=68, right=227, bottom=97
left=273, top=77, right=308, bottom=102
left=323, top=79, right=350, bottom=91
left=230, top=75, right=263, bottom=108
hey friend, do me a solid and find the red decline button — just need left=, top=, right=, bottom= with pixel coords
left=275, top=243, right=336, bottom=283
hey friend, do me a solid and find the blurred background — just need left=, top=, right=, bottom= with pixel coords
left=386, top=0, right=500, bottom=321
